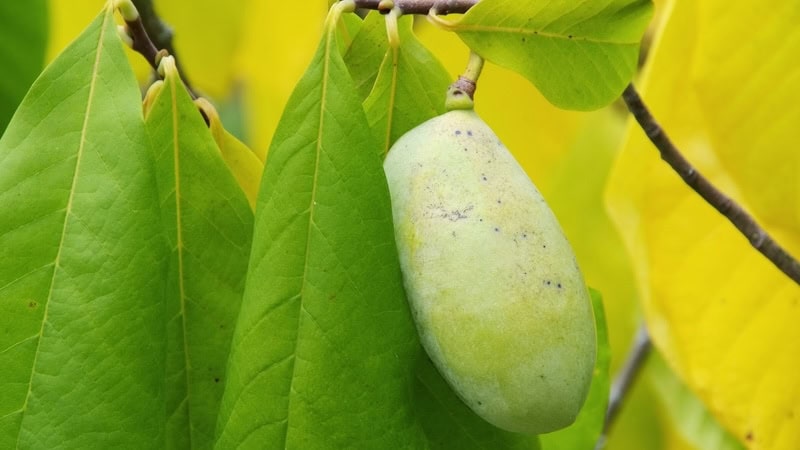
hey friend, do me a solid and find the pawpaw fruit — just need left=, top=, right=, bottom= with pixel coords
left=384, top=108, right=596, bottom=434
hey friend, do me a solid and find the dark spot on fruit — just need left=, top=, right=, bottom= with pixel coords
left=453, top=89, right=464, bottom=96
left=568, top=35, right=573, bottom=39
left=463, top=147, right=468, bottom=152
left=542, top=244, right=547, bottom=248
left=28, top=301, right=38, bottom=309
left=745, top=431, right=754, bottom=442
left=494, top=227, right=500, bottom=232
left=214, top=377, right=220, bottom=383
left=545, top=280, right=551, bottom=286
left=467, top=130, right=473, bottom=136
left=522, top=37, right=526, bottom=42
left=482, top=176, right=487, bottom=181
left=496, top=199, right=501, bottom=204
left=522, top=234, right=527, bottom=238
left=477, top=401, right=483, bottom=406
left=455, top=130, right=462, bottom=135
left=539, top=374, right=546, bottom=380
left=479, top=218, right=483, bottom=222
left=534, top=31, right=539, bottom=35
left=557, top=283, right=562, bottom=289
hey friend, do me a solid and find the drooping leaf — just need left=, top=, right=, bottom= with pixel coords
left=214, top=5, right=426, bottom=448
left=649, top=353, right=745, bottom=450
left=144, top=57, right=253, bottom=450
left=0, top=0, right=47, bottom=135
left=0, top=5, right=168, bottom=448
left=540, top=289, right=610, bottom=450
left=195, top=97, right=263, bottom=210
left=438, top=0, right=654, bottom=110
left=343, top=11, right=391, bottom=100
left=363, top=14, right=453, bottom=157
left=605, top=1, right=800, bottom=448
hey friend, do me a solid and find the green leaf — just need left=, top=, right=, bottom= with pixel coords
left=214, top=6, right=425, bottom=448
left=441, top=0, right=653, bottom=110
left=0, top=0, right=48, bottom=134
left=144, top=58, right=254, bottom=450
left=343, top=11, right=391, bottom=100
left=363, top=15, right=453, bottom=157
left=649, top=353, right=745, bottom=450
left=414, top=355, right=542, bottom=449
left=0, top=6, right=168, bottom=448
left=540, top=288, right=610, bottom=450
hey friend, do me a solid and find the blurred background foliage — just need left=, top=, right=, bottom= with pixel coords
left=6, top=0, right=794, bottom=448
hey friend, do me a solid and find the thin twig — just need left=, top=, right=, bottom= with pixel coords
left=128, top=0, right=197, bottom=96
left=353, top=0, right=476, bottom=15
left=622, top=85, right=800, bottom=284
left=595, top=324, right=652, bottom=450
left=122, top=12, right=158, bottom=70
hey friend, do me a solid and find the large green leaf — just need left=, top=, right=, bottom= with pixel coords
left=363, top=14, right=453, bottom=157
left=0, top=0, right=48, bottom=134
left=0, top=6, right=168, bottom=448
left=144, top=58, right=254, bottom=450
left=213, top=5, right=426, bottom=448
left=439, top=0, right=653, bottom=110
left=539, top=289, right=610, bottom=450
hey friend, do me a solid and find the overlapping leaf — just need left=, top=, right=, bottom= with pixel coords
left=214, top=6, right=426, bottom=448
left=438, top=0, right=653, bottom=110
left=0, top=0, right=47, bottom=134
left=361, top=13, right=452, bottom=157
left=144, top=58, right=254, bottom=449
left=0, top=6, right=167, bottom=447
left=606, top=1, right=800, bottom=448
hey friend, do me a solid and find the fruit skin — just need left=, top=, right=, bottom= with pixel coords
left=384, top=109, right=596, bottom=434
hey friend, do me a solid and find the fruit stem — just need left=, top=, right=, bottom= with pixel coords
left=445, top=51, right=484, bottom=111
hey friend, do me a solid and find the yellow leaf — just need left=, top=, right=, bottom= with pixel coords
left=157, top=0, right=247, bottom=99
left=233, top=0, right=329, bottom=160
left=195, top=98, right=263, bottom=210
left=606, top=1, right=800, bottom=449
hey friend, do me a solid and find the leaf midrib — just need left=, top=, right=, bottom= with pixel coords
left=280, top=16, right=337, bottom=450
left=454, top=23, right=638, bottom=45
left=13, top=8, right=110, bottom=449
left=169, top=71, right=196, bottom=449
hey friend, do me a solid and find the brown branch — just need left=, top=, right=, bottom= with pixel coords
left=595, top=324, right=652, bottom=450
left=353, top=0, right=476, bottom=15
left=622, top=84, right=800, bottom=284
left=125, top=0, right=197, bottom=97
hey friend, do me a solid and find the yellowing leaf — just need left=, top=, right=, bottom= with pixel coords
left=195, top=97, right=263, bottom=210
left=234, top=0, right=329, bottom=160
left=606, top=1, right=800, bottom=449
left=157, top=0, right=247, bottom=98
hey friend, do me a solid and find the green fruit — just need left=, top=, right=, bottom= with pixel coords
left=384, top=109, right=596, bottom=434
